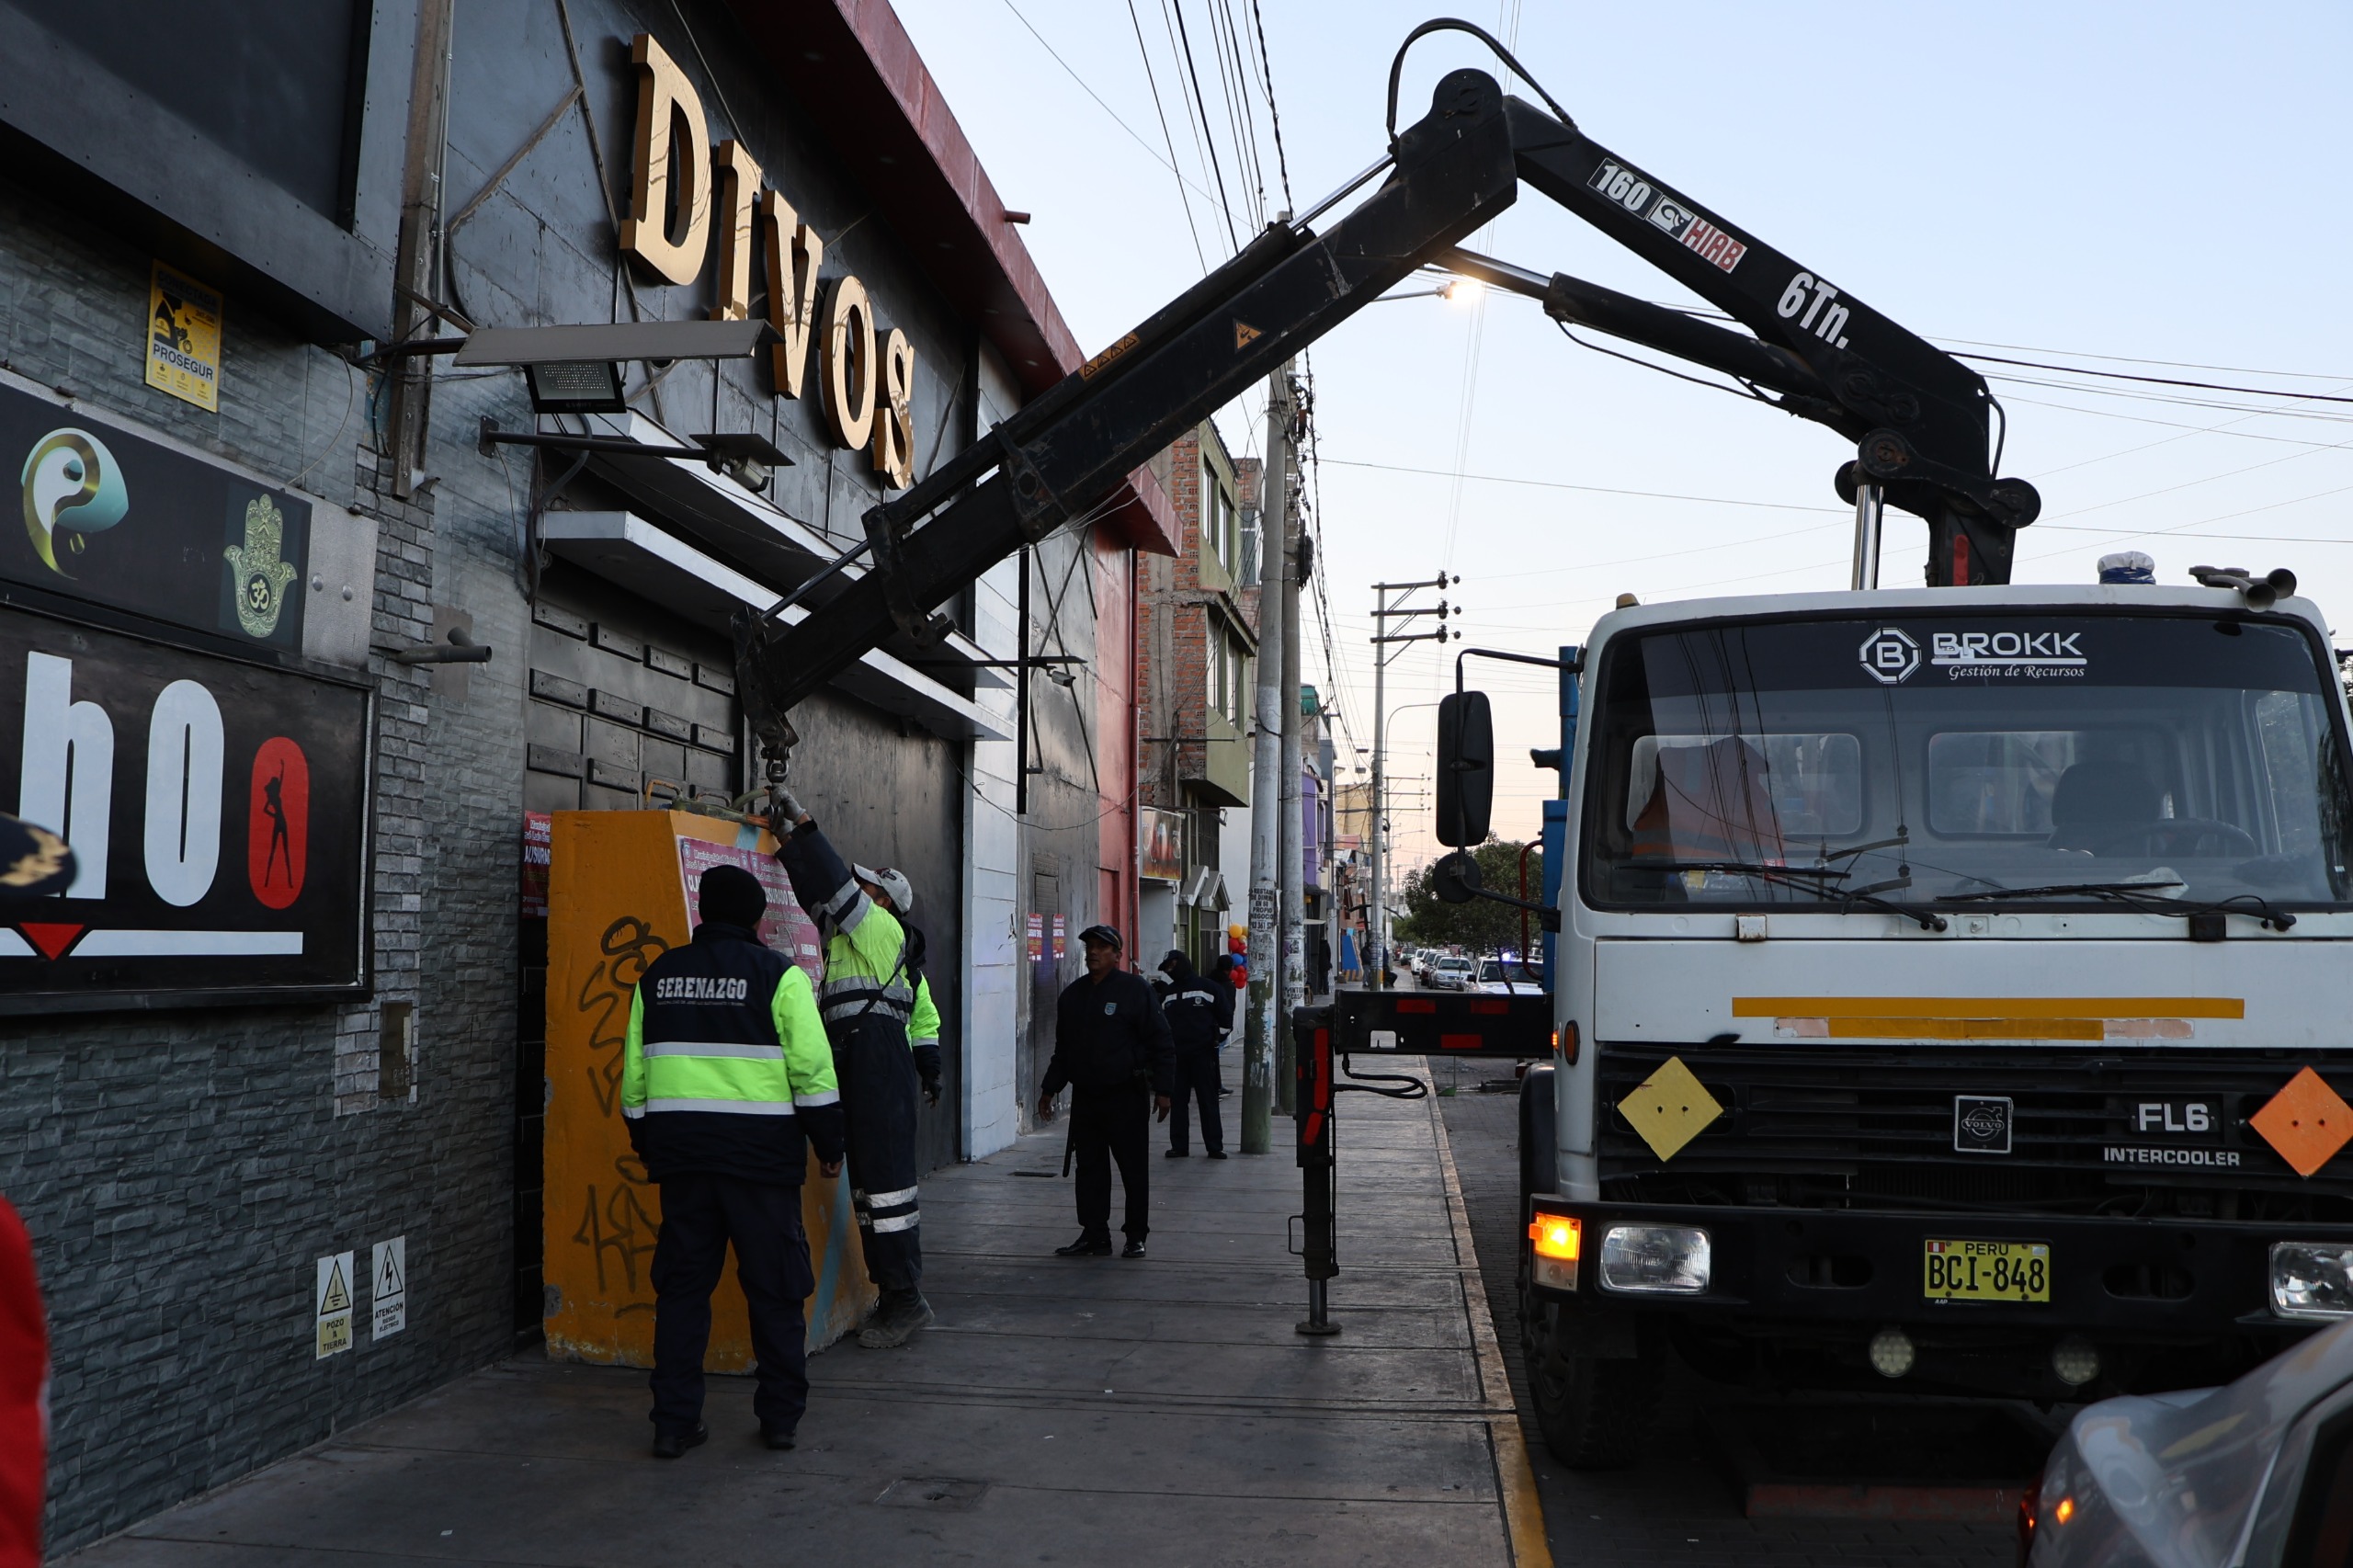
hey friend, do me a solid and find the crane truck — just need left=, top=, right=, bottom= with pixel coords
left=723, top=20, right=2353, bottom=1471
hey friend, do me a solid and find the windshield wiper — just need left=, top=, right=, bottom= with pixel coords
left=1941, top=881, right=2297, bottom=932
left=1942, top=881, right=2183, bottom=903
left=1650, top=860, right=1947, bottom=931
left=1642, top=861, right=1846, bottom=880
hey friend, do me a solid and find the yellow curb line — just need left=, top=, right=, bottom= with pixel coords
left=1427, top=1078, right=1553, bottom=1568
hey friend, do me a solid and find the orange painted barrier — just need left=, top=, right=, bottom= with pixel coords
left=542, top=810, right=875, bottom=1368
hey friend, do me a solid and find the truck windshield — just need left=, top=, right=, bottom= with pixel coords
left=1581, top=611, right=2353, bottom=913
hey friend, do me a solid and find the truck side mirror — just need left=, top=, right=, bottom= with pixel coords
left=1437, top=690, right=1494, bottom=846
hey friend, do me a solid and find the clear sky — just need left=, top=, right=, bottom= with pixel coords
left=895, top=0, right=2353, bottom=874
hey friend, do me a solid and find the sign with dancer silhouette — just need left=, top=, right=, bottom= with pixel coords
left=0, top=602, right=370, bottom=1010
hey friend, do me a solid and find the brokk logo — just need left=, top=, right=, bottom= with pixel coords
left=1857, top=627, right=1920, bottom=685
left=1930, top=631, right=2088, bottom=682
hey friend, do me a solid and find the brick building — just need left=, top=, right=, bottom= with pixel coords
left=1135, top=422, right=1262, bottom=968
left=0, top=0, right=1171, bottom=1550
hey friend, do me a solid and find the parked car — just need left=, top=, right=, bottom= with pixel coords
left=1428, top=956, right=1473, bottom=991
left=1472, top=958, right=1529, bottom=994
left=2022, top=1314, right=2353, bottom=1566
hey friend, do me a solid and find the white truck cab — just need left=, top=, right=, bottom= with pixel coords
left=1507, top=583, right=2353, bottom=1465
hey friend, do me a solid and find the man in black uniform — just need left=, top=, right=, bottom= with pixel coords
left=1157, top=949, right=1226, bottom=1159
left=1038, top=925, right=1174, bottom=1258
left=622, top=865, right=844, bottom=1457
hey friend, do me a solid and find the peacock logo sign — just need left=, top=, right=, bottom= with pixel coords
left=20, top=428, right=129, bottom=576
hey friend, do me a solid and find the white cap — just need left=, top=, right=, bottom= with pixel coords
left=854, top=863, right=914, bottom=916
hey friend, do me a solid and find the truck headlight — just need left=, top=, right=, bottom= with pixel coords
left=1528, top=1213, right=1580, bottom=1291
left=1599, top=1224, right=1711, bottom=1294
left=2271, top=1241, right=2353, bottom=1319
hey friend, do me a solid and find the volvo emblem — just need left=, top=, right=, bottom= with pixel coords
left=1953, top=1095, right=2014, bottom=1154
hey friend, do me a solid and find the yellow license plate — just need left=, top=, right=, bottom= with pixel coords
left=1923, top=1239, right=2050, bottom=1302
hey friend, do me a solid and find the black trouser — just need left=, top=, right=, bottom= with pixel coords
left=1071, top=1080, right=1151, bottom=1242
left=649, top=1173, right=813, bottom=1437
left=1168, top=1043, right=1223, bottom=1154
left=833, top=1013, right=923, bottom=1291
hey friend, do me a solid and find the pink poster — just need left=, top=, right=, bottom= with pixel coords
left=1027, top=913, right=1043, bottom=961
left=1051, top=913, right=1066, bottom=961
left=676, top=836, right=824, bottom=984
left=520, top=812, right=552, bottom=917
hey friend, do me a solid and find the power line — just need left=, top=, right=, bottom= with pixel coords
left=1245, top=0, right=1291, bottom=208
left=996, top=0, right=1215, bottom=208
left=1122, top=0, right=1209, bottom=273
left=1165, top=0, right=1241, bottom=251
left=1933, top=335, right=2353, bottom=384
left=1953, top=350, right=2353, bottom=405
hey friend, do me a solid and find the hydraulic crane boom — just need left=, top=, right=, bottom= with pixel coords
left=734, top=41, right=2039, bottom=771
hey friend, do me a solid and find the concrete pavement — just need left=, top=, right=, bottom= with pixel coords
left=64, top=1057, right=1545, bottom=1567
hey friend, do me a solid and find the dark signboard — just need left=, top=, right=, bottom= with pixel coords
left=0, top=381, right=313, bottom=653
left=0, top=604, right=369, bottom=1010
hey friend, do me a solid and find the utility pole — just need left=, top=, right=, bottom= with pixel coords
left=1242, top=360, right=1294, bottom=1155
left=1366, top=575, right=1460, bottom=988
left=1276, top=374, right=1305, bottom=1115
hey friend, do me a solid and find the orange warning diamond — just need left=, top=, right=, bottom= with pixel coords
left=2250, top=1067, right=2353, bottom=1178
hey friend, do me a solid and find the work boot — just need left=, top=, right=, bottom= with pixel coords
left=650, top=1424, right=708, bottom=1460
left=761, top=1425, right=797, bottom=1450
left=1055, top=1233, right=1112, bottom=1257
left=858, top=1289, right=936, bottom=1348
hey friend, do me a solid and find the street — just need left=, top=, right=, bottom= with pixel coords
left=1432, top=1051, right=2040, bottom=1566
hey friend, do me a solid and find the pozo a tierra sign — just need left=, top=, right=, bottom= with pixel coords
left=621, top=34, right=916, bottom=488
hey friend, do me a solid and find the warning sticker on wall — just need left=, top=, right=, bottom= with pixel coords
left=314, top=1252, right=355, bottom=1359
left=146, top=261, right=222, bottom=412
left=371, top=1236, right=408, bottom=1341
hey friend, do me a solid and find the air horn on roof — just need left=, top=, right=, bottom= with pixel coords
left=2189, top=564, right=2298, bottom=609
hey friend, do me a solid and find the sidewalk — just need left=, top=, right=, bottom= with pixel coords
left=66, top=1059, right=1544, bottom=1568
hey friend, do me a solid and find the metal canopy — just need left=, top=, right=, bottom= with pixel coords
left=452, top=318, right=776, bottom=366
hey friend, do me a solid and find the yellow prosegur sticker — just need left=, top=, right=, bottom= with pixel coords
left=1620, top=1055, right=1724, bottom=1163
left=146, top=261, right=222, bottom=411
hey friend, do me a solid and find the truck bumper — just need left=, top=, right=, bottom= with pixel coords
left=1527, top=1197, right=2353, bottom=1346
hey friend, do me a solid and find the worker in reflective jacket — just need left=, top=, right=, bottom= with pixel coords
left=769, top=788, right=937, bottom=1350
left=623, top=864, right=842, bottom=1460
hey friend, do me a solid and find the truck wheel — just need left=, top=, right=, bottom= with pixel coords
left=1523, top=1300, right=1660, bottom=1470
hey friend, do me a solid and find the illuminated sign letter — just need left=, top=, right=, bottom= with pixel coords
left=822, top=276, right=877, bottom=452
left=620, top=34, right=711, bottom=287
left=872, top=328, right=915, bottom=489
left=761, top=191, right=824, bottom=398
left=710, top=140, right=763, bottom=322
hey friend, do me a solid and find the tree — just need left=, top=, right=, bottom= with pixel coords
left=1394, top=836, right=1543, bottom=956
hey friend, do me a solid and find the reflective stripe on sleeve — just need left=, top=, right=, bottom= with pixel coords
left=642, top=1040, right=786, bottom=1061
left=793, top=1087, right=841, bottom=1108
left=870, top=1212, right=919, bottom=1233
left=635, top=1097, right=798, bottom=1116
left=909, top=1037, right=938, bottom=1050
left=863, top=1184, right=919, bottom=1208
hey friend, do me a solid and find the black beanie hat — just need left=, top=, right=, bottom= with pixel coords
left=699, top=864, right=767, bottom=928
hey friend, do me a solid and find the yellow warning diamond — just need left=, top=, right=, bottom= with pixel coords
left=1620, top=1055, right=1723, bottom=1163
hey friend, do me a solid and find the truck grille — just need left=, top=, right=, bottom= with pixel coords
left=1595, top=1042, right=2353, bottom=1218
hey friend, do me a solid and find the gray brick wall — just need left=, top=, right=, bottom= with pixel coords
left=0, top=183, right=517, bottom=1554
